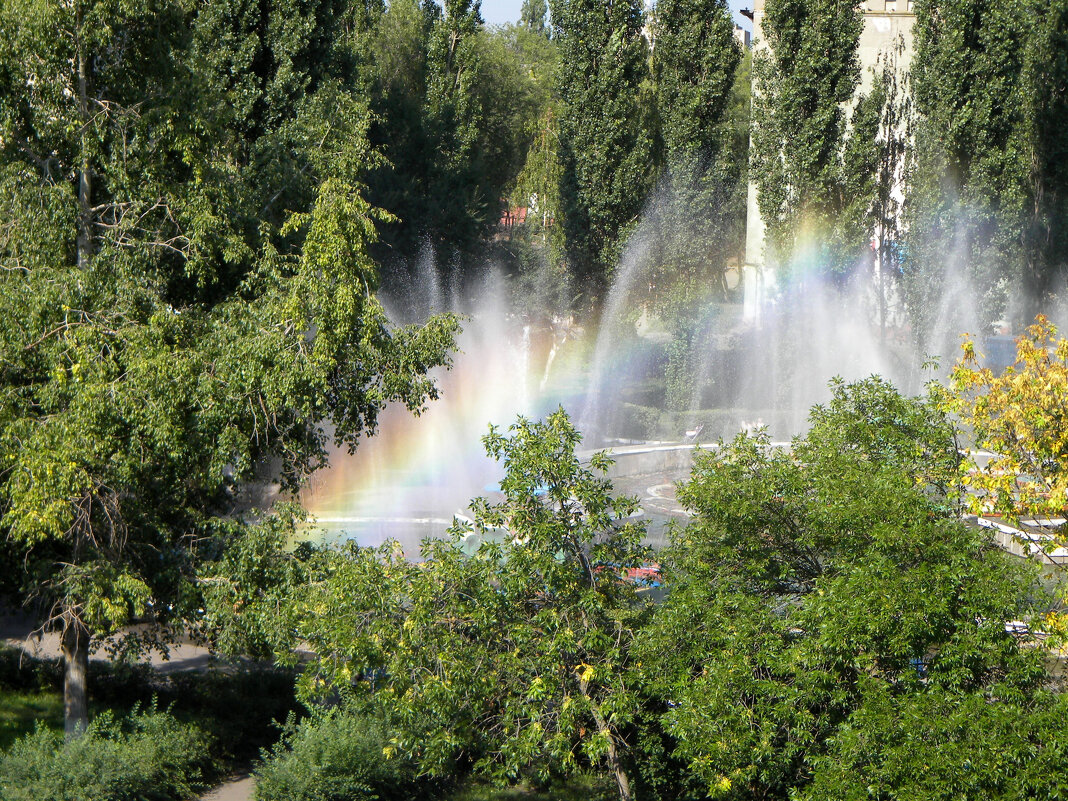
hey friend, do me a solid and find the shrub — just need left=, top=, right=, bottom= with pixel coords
left=255, top=712, right=436, bottom=801
left=0, top=646, right=62, bottom=692
left=0, top=706, right=212, bottom=801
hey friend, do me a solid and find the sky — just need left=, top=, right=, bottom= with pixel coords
left=477, top=0, right=754, bottom=31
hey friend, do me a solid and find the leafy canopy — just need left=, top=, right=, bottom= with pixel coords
left=942, top=315, right=1068, bottom=529
left=269, top=410, right=651, bottom=799
left=641, top=377, right=1042, bottom=799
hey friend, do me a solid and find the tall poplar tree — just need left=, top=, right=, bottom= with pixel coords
left=907, top=0, right=1068, bottom=340
left=520, top=0, right=549, bottom=34
left=650, top=0, right=742, bottom=409
left=552, top=0, right=656, bottom=297
left=650, top=0, right=741, bottom=285
left=365, top=0, right=539, bottom=266
left=423, top=0, right=488, bottom=251
left=750, top=0, right=869, bottom=278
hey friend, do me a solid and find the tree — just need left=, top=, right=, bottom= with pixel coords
left=799, top=687, right=1068, bottom=800
left=422, top=0, right=489, bottom=252
left=641, top=377, right=1043, bottom=798
left=941, top=315, right=1068, bottom=534
left=287, top=410, right=652, bottom=801
left=865, top=39, right=912, bottom=342
left=649, top=0, right=742, bottom=410
left=552, top=0, right=656, bottom=297
left=520, top=0, right=549, bottom=35
left=0, top=0, right=458, bottom=736
left=363, top=0, right=543, bottom=267
left=750, top=0, right=872, bottom=279
left=906, top=0, right=1068, bottom=339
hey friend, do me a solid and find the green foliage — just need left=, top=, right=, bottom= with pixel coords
left=801, top=687, right=1068, bottom=800
left=906, top=0, right=1068, bottom=335
left=0, top=0, right=458, bottom=735
left=552, top=0, right=656, bottom=295
left=641, top=377, right=1044, bottom=798
left=294, top=410, right=651, bottom=799
left=0, top=690, right=63, bottom=751
left=450, top=774, right=615, bottom=801
left=422, top=0, right=491, bottom=250
left=652, top=0, right=739, bottom=167
left=254, top=711, right=431, bottom=801
left=520, top=0, right=549, bottom=34
left=0, top=706, right=212, bottom=801
left=364, top=0, right=548, bottom=262
left=647, top=0, right=744, bottom=411
left=751, top=0, right=876, bottom=278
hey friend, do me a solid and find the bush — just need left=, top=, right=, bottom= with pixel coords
left=0, top=706, right=212, bottom=801
left=255, top=712, right=436, bottom=801
left=81, top=660, right=301, bottom=762
left=0, top=646, right=62, bottom=692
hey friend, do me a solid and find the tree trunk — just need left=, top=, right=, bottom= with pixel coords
left=580, top=678, right=634, bottom=801
left=61, top=620, right=90, bottom=738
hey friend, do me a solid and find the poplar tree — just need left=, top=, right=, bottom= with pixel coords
left=423, top=0, right=488, bottom=251
left=365, top=0, right=539, bottom=264
left=750, top=0, right=868, bottom=278
left=907, top=0, right=1068, bottom=339
left=650, top=0, right=742, bottom=409
left=551, top=0, right=656, bottom=297
left=520, top=0, right=549, bottom=34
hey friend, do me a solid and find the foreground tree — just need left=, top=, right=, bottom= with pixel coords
left=642, top=377, right=1048, bottom=798
left=0, top=0, right=457, bottom=736
left=279, top=411, right=652, bottom=800
left=941, top=315, right=1068, bottom=533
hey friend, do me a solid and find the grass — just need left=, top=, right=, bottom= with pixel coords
left=0, top=688, right=63, bottom=750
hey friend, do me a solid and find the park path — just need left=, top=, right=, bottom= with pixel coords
left=199, top=773, right=255, bottom=801
left=0, top=609, right=217, bottom=672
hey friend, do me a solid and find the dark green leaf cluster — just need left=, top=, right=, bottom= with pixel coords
left=361, top=0, right=548, bottom=265
left=639, top=377, right=1051, bottom=799
left=266, top=383, right=1067, bottom=801
left=551, top=0, right=657, bottom=294
left=648, top=0, right=747, bottom=320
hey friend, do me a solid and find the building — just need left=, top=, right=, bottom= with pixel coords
left=733, top=23, right=751, bottom=50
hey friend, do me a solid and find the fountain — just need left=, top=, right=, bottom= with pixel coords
left=298, top=196, right=1019, bottom=555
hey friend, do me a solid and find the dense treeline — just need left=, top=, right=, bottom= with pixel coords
left=906, top=0, right=1068, bottom=339
left=750, top=0, right=1068, bottom=339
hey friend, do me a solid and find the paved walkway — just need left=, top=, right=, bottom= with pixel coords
left=200, top=774, right=255, bottom=801
left=0, top=610, right=221, bottom=672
